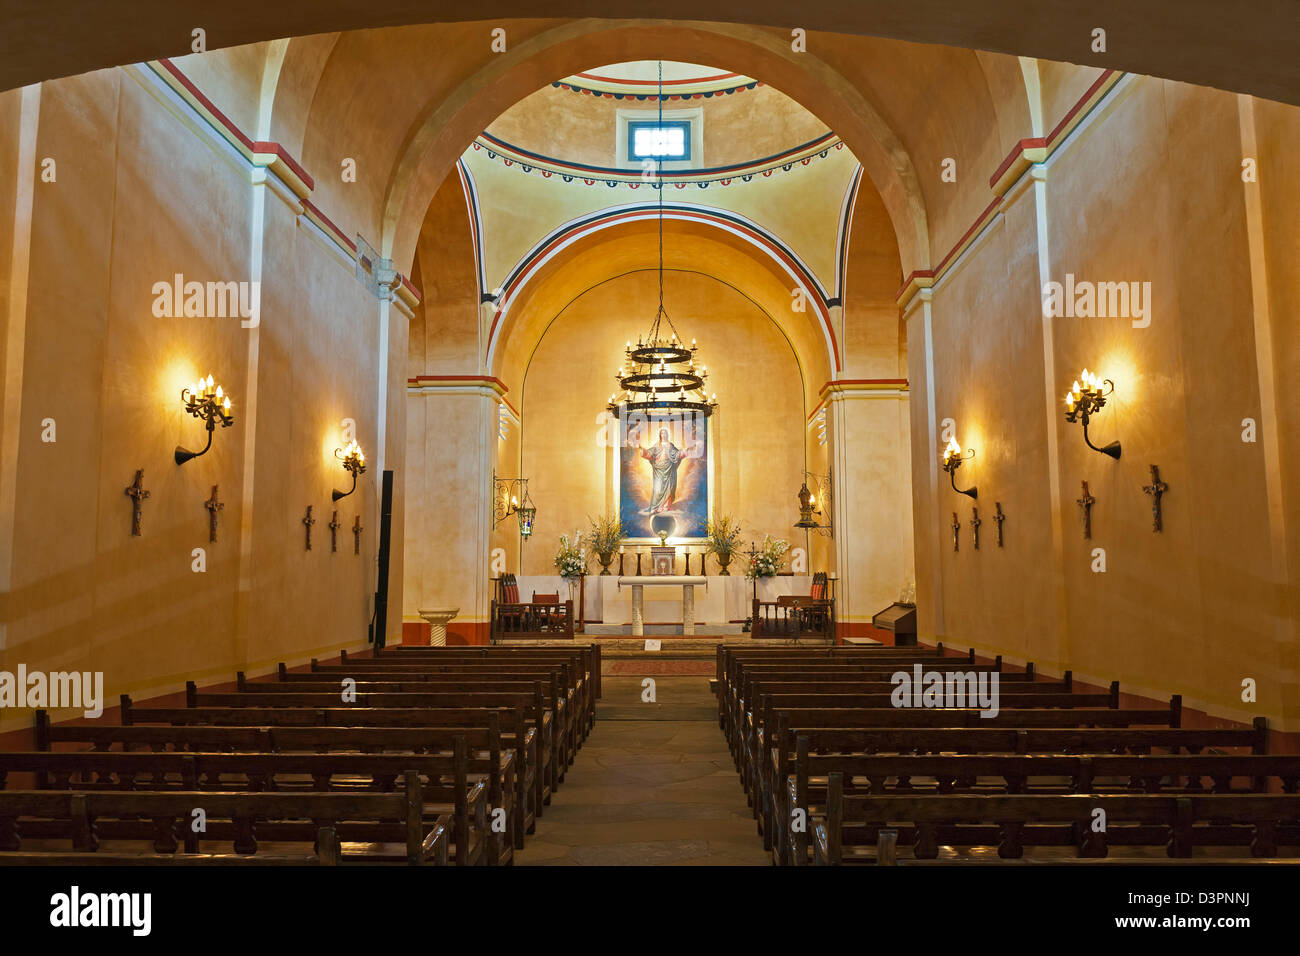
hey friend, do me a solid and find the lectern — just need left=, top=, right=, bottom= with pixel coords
left=871, top=603, right=917, bottom=646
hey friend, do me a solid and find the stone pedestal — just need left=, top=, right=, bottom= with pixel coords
left=417, top=607, right=459, bottom=646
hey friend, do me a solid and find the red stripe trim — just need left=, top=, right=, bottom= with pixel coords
left=301, top=198, right=357, bottom=253
left=1046, top=70, right=1116, bottom=145
left=409, top=374, right=508, bottom=390
left=988, top=136, right=1047, bottom=189
left=251, top=140, right=315, bottom=191
left=896, top=269, right=936, bottom=300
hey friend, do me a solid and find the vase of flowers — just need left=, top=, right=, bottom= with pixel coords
left=704, top=515, right=743, bottom=575
left=746, top=535, right=790, bottom=579
left=588, top=514, right=624, bottom=575
left=554, top=532, right=587, bottom=593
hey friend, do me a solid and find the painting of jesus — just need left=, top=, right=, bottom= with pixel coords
left=618, top=414, right=709, bottom=541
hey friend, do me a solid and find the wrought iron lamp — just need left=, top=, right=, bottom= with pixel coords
left=1064, top=369, right=1121, bottom=459
left=941, top=438, right=978, bottom=499
left=332, top=441, right=366, bottom=501
left=794, top=470, right=833, bottom=536
left=175, top=374, right=234, bottom=465
left=493, top=473, right=536, bottom=537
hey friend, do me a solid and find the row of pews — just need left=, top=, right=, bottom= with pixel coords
left=0, top=643, right=600, bottom=865
left=713, top=643, right=1300, bottom=864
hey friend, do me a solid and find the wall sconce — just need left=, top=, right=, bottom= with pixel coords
left=175, top=374, right=234, bottom=465
left=794, top=470, right=833, bottom=536
left=941, top=438, right=978, bottom=499
left=1064, top=369, right=1122, bottom=459
left=493, top=472, right=536, bottom=537
left=332, top=441, right=366, bottom=501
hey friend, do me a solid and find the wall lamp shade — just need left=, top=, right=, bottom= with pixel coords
left=332, top=441, right=366, bottom=501
left=1064, top=369, right=1122, bottom=459
left=493, top=472, right=536, bottom=536
left=941, top=438, right=978, bottom=499
left=175, top=375, right=234, bottom=465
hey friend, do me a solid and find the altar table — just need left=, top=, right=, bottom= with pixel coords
left=617, top=575, right=707, bottom=636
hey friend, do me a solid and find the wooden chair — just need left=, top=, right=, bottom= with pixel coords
left=490, top=575, right=574, bottom=641
left=752, top=571, right=834, bottom=640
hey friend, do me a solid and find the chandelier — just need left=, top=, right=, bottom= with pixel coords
left=607, top=61, right=717, bottom=419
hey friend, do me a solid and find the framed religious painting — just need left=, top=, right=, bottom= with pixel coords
left=615, top=410, right=713, bottom=544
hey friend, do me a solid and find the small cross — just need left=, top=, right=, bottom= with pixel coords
left=1076, top=480, right=1096, bottom=540
left=205, top=485, right=224, bottom=543
left=1142, top=464, right=1169, bottom=533
left=329, top=510, right=342, bottom=553
left=302, top=505, right=316, bottom=551
left=993, top=502, right=1006, bottom=548
left=969, top=507, right=982, bottom=551
left=124, top=469, right=151, bottom=537
left=352, top=515, right=363, bottom=555
left=951, top=511, right=961, bottom=553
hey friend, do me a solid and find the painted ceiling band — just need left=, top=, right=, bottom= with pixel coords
left=484, top=205, right=840, bottom=375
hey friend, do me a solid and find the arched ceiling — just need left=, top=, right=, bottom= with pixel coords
left=5, top=2, right=1299, bottom=106
left=491, top=218, right=834, bottom=409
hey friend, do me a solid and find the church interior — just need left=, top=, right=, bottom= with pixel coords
left=1, top=1, right=1299, bottom=892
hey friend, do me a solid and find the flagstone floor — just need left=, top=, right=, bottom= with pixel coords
left=514, top=675, right=770, bottom=866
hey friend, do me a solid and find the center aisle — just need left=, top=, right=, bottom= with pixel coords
left=514, top=674, right=770, bottom=866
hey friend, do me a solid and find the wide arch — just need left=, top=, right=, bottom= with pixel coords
left=379, top=19, right=931, bottom=281
left=8, top=2, right=1300, bottom=107
left=491, top=217, right=840, bottom=410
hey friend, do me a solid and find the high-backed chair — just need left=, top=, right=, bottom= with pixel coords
left=490, top=574, right=574, bottom=642
left=751, top=571, right=834, bottom=641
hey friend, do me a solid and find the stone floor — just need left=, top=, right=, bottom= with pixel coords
left=515, top=675, right=770, bottom=866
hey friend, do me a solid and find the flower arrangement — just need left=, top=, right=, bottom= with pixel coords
left=704, top=515, right=743, bottom=558
left=554, top=531, right=587, bottom=580
left=704, top=515, right=744, bottom=575
left=588, top=514, right=625, bottom=574
left=747, top=535, right=790, bottom=579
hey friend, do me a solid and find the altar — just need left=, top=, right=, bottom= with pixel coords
left=616, top=575, right=708, bottom=636
left=510, top=573, right=815, bottom=635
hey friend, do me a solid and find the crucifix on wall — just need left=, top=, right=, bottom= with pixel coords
left=302, top=505, right=315, bottom=550
left=329, top=510, right=342, bottom=553
left=124, top=469, right=150, bottom=537
left=969, top=507, right=982, bottom=551
left=993, top=502, right=1006, bottom=548
left=205, top=485, right=224, bottom=543
left=1142, top=464, right=1169, bottom=532
left=352, top=515, right=363, bottom=555
left=1076, top=480, right=1096, bottom=540
left=951, top=512, right=960, bottom=552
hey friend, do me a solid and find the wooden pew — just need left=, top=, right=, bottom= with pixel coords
left=35, top=714, right=526, bottom=855
left=0, top=772, right=450, bottom=865
left=119, top=698, right=551, bottom=838
left=1, top=743, right=491, bottom=866
left=785, top=744, right=1300, bottom=864
left=813, top=786, right=1300, bottom=863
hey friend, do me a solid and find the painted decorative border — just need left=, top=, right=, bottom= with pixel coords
left=470, top=131, right=845, bottom=187
left=552, top=78, right=762, bottom=100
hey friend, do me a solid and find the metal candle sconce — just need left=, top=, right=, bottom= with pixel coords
left=175, top=375, right=234, bottom=465
left=1064, top=369, right=1121, bottom=459
left=332, top=441, right=366, bottom=501
left=941, top=439, right=978, bottom=499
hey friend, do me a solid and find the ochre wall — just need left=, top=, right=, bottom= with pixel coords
left=906, top=73, right=1300, bottom=730
left=0, top=60, right=405, bottom=731
left=516, top=269, right=807, bottom=576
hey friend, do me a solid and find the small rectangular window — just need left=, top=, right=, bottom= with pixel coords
left=628, top=120, right=691, bottom=161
